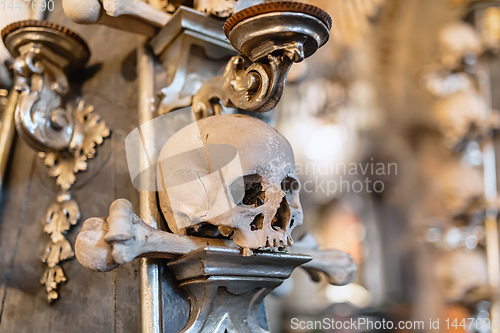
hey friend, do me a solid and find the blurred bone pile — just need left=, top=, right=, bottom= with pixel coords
left=419, top=2, right=500, bottom=316
left=303, top=0, right=386, bottom=47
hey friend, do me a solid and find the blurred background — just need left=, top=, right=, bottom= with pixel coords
left=268, top=0, right=500, bottom=332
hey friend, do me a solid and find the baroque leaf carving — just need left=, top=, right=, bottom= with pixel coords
left=41, top=265, right=67, bottom=302
left=41, top=152, right=88, bottom=191
left=42, top=197, right=80, bottom=244
left=42, top=239, right=75, bottom=268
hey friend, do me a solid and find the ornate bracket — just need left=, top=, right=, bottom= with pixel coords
left=192, top=2, right=332, bottom=117
left=2, top=20, right=110, bottom=190
left=167, top=247, right=309, bottom=333
left=149, top=6, right=237, bottom=116
left=1, top=20, right=110, bottom=301
left=2, top=21, right=90, bottom=153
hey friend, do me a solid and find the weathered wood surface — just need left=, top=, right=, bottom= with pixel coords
left=0, top=2, right=144, bottom=332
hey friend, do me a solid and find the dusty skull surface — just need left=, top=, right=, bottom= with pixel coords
left=157, top=114, right=303, bottom=250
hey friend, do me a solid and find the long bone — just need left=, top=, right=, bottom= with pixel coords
left=75, top=199, right=234, bottom=272
left=75, top=199, right=356, bottom=285
left=101, top=0, right=170, bottom=25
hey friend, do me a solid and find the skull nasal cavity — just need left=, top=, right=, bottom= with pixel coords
left=272, top=197, right=290, bottom=231
left=250, top=214, right=264, bottom=231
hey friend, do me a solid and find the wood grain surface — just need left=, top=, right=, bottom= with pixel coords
left=0, top=2, right=144, bottom=331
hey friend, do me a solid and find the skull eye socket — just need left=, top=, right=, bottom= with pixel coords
left=281, top=177, right=299, bottom=194
left=229, top=174, right=266, bottom=207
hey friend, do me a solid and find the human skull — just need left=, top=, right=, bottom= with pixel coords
left=157, top=114, right=303, bottom=250
left=438, top=22, right=483, bottom=69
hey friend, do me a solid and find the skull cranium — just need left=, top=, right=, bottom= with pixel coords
left=157, top=114, right=303, bottom=250
left=438, top=22, right=483, bottom=69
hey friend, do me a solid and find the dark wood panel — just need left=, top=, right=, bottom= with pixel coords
left=0, top=2, right=144, bottom=332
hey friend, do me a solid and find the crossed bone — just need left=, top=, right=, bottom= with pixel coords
left=76, top=199, right=356, bottom=285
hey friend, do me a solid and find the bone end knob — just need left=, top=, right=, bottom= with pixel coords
left=75, top=217, right=119, bottom=272
left=105, top=199, right=135, bottom=243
